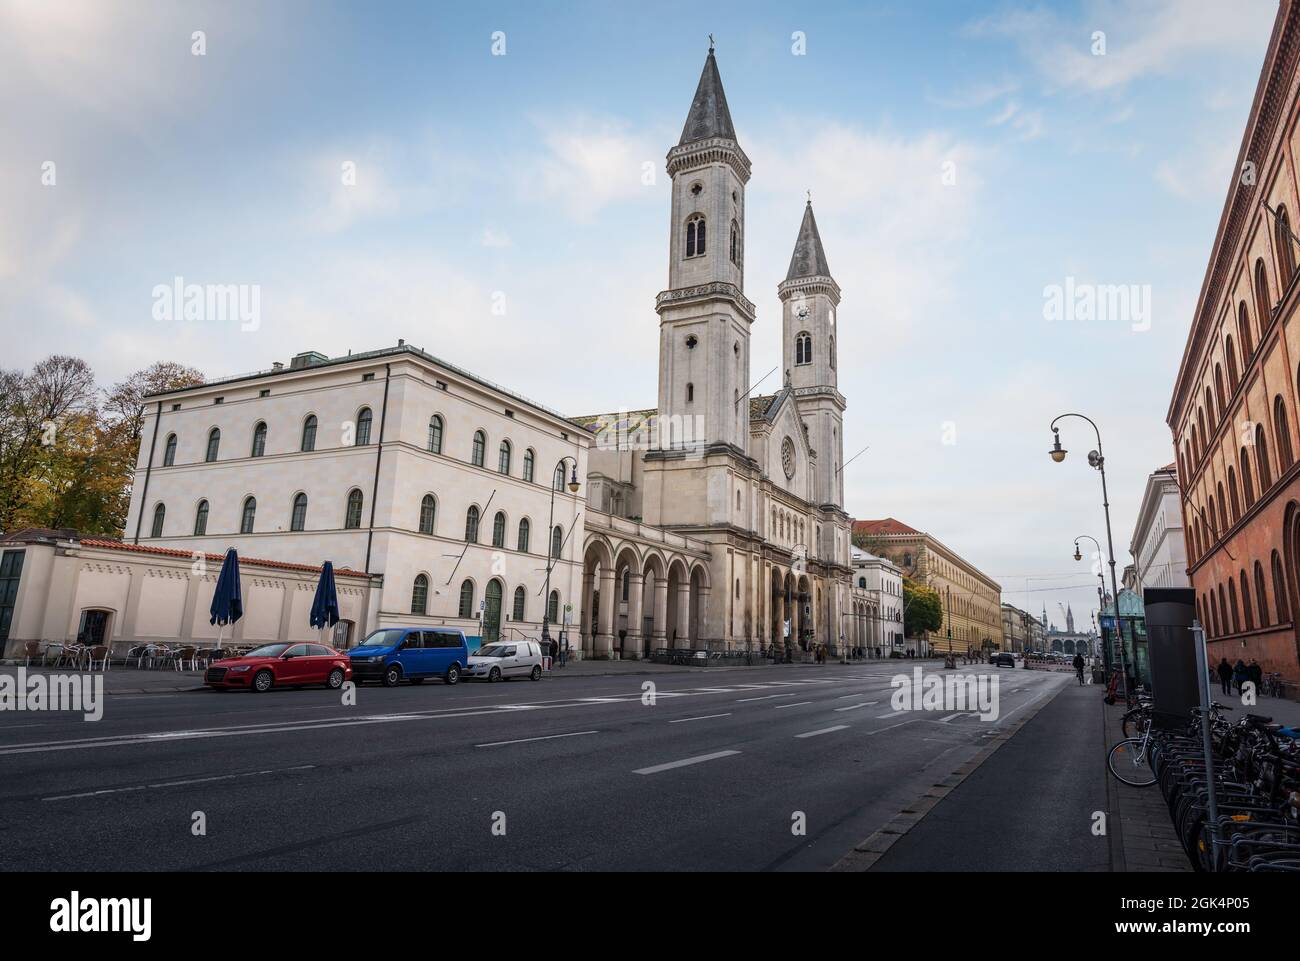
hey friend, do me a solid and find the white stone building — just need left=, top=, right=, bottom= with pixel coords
left=848, top=547, right=903, bottom=656
left=1128, top=463, right=1191, bottom=593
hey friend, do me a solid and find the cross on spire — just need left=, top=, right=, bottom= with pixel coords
left=708, top=33, right=715, bottom=52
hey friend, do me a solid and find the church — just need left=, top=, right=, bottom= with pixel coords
left=0, top=46, right=856, bottom=663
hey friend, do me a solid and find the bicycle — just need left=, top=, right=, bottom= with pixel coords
left=1108, top=725, right=1158, bottom=787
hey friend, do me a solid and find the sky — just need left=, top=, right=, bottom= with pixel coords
left=0, top=0, right=1281, bottom=629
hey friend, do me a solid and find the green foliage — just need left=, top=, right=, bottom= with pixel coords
left=903, top=578, right=943, bottom=637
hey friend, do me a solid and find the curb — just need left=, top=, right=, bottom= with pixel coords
left=828, top=681, right=1068, bottom=872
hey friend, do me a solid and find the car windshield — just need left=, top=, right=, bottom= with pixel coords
left=244, top=643, right=290, bottom=658
left=358, top=629, right=406, bottom=649
left=476, top=645, right=507, bottom=657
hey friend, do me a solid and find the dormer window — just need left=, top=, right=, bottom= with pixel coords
left=685, top=215, right=706, bottom=258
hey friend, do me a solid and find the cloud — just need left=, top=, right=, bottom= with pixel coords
left=523, top=114, right=666, bottom=222
left=479, top=227, right=513, bottom=249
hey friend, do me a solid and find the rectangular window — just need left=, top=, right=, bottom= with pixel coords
left=0, top=550, right=25, bottom=643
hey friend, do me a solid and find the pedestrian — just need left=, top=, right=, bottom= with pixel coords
left=1217, top=658, right=1232, bottom=696
left=1233, top=658, right=1248, bottom=695
left=560, top=636, right=569, bottom=668
left=1248, top=659, right=1263, bottom=695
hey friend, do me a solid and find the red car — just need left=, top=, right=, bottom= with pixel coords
left=205, top=642, right=352, bottom=693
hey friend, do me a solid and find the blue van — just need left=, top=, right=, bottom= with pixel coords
left=348, top=627, right=469, bottom=687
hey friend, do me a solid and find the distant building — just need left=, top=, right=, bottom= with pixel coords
left=999, top=603, right=1042, bottom=653
left=849, top=546, right=904, bottom=656
left=852, top=517, right=1002, bottom=654
left=1039, top=603, right=1099, bottom=657
left=1128, top=463, right=1190, bottom=593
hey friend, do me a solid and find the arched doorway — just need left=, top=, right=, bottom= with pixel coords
left=483, top=579, right=503, bottom=644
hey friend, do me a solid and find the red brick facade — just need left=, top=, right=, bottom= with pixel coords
left=1168, top=1, right=1300, bottom=685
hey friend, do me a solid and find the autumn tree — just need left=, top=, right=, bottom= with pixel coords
left=903, top=577, right=943, bottom=639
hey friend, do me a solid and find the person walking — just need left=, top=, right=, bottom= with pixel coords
left=560, top=635, right=569, bottom=668
left=1217, top=658, right=1233, bottom=696
left=1248, top=659, right=1263, bottom=695
left=1233, top=658, right=1249, bottom=695
left=1072, top=651, right=1086, bottom=686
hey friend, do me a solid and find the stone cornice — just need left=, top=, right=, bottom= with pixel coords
left=655, top=282, right=757, bottom=322
left=666, top=137, right=752, bottom=183
left=778, top=275, right=841, bottom=304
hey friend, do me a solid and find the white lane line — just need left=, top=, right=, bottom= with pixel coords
left=634, top=750, right=740, bottom=775
left=866, top=719, right=915, bottom=736
left=476, top=730, right=598, bottom=748
left=42, top=765, right=316, bottom=801
left=834, top=702, right=875, bottom=712
left=795, top=725, right=849, bottom=738
left=736, top=692, right=798, bottom=703
left=773, top=701, right=812, bottom=710
left=875, top=710, right=908, bottom=719
left=937, top=712, right=974, bottom=724
left=668, top=713, right=732, bottom=724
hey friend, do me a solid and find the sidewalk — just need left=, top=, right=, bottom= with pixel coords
left=0, top=664, right=204, bottom=695
left=1102, top=690, right=1300, bottom=872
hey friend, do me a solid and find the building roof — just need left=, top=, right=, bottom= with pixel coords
left=567, top=407, right=657, bottom=433
left=749, top=393, right=777, bottom=420
left=785, top=201, right=833, bottom=282
left=678, top=48, right=738, bottom=146
left=853, top=518, right=922, bottom=536
left=0, top=527, right=81, bottom=544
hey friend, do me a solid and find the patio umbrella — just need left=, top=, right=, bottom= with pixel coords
left=309, top=561, right=340, bottom=647
left=209, top=548, right=244, bottom=652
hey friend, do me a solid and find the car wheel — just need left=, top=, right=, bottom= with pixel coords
left=445, top=663, right=460, bottom=685
left=382, top=664, right=402, bottom=687
left=252, top=670, right=274, bottom=693
left=530, top=665, right=542, bottom=681
left=488, top=666, right=501, bottom=683
left=326, top=668, right=344, bottom=690
left=410, top=677, right=424, bottom=685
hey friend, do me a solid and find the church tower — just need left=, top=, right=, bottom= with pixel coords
left=1066, top=604, right=1075, bottom=633
left=655, top=44, right=754, bottom=453
left=778, top=201, right=846, bottom=507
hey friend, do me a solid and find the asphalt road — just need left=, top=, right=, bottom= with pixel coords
left=0, top=662, right=1071, bottom=871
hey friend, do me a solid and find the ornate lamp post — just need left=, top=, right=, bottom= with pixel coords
left=541, top=457, right=581, bottom=649
left=1049, top=414, right=1129, bottom=702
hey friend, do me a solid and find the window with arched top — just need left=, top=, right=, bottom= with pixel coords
left=428, top=415, right=443, bottom=454
left=547, top=590, right=560, bottom=624
left=344, top=489, right=364, bottom=529
left=729, top=219, right=740, bottom=265
left=1241, top=570, right=1254, bottom=631
left=829, top=335, right=836, bottom=370
left=458, top=579, right=474, bottom=619
left=492, top=511, right=506, bottom=548
left=291, top=493, right=307, bottom=532
left=1225, top=336, right=1239, bottom=389
left=1228, top=466, right=1240, bottom=521
left=795, top=331, right=812, bottom=366
left=1240, top=447, right=1256, bottom=507
left=1214, top=365, right=1225, bottom=415
left=685, top=215, right=706, bottom=258
left=1256, top=424, right=1273, bottom=489
left=419, top=494, right=436, bottom=534
left=194, top=499, right=208, bottom=536
left=465, top=505, right=480, bottom=543
left=240, top=496, right=257, bottom=534
left=205, top=428, right=221, bottom=463
left=251, top=421, right=267, bottom=457
left=301, top=415, right=317, bottom=452
left=686, top=382, right=694, bottom=403
left=517, top=518, right=530, bottom=553
left=1272, top=551, right=1290, bottom=622
left=1205, top=386, right=1215, bottom=428
left=498, top=440, right=511, bottom=475
left=1274, top=395, right=1294, bottom=469
left=513, top=586, right=526, bottom=622
left=522, top=449, right=535, bottom=483
left=1276, top=204, right=1295, bottom=290
left=1253, top=265, right=1269, bottom=345
left=151, top=503, right=166, bottom=538
left=551, top=525, right=563, bottom=559
left=355, top=407, right=372, bottom=446
left=411, top=574, right=428, bottom=615
left=1254, top=560, right=1270, bottom=627
left=163, top=433, right=177, bottom=466
left=471, top=430, right=486, bottom=467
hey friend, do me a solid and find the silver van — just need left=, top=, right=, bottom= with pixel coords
left=464, top=640, right=544, bottom=682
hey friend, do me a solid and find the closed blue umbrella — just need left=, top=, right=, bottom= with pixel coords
left=310, top=561, right=340, bottom=647
left=209, top=548, right=243, bottom=652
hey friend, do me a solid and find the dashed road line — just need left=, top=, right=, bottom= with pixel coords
left=476, top=730, right=599, bottom=748
left=795, top=725, right=849, bottom=738
left=634, top=750, right=741, bottom=775
left=668, top=713, right=731, bottom=724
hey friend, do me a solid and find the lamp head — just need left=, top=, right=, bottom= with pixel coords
left=1049, top=428, right=1067, bottom=463
left=1087, top=450, right=1102, bottom=469
left=1073, top=549, right=1082, bottom=562
left=567, top=464, right=580, bottom=493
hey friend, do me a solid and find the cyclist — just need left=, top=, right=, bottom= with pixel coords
left=1072, top=651, right=1086, bottom=686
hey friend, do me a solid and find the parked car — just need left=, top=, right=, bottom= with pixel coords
left=348, top=627, right=469, bottom=686
left=464, top=640, right=544, bottom=682
left=205, top=642, right=351, bottom=692
left=990, top=651, right=1015, bottom=668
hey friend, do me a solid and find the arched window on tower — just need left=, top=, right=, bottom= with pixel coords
left=685, top=215, right=706, bottom=258
left=729, top=219, right=740, bottom=266
left=795, top=331, right=812, bottom=366
left=829, top=335, right=836, bottom=370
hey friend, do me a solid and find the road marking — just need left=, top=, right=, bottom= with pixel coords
left=42, top=765, right=316, bottom=801
left=937, top=712, right=974, bottom=724
left=795, top=725, right=849, bottom=738
left=875, top=710, right=908, bottom=719
left=834, top=702, right=875, bottom=712
left=773, top=701, right=812, bottom=710
left=668, top=713, right=732, bottom=724
left=476, top=730, right=598, bottom=748
left=736, top=692, right=798, bottom=702
left=866, top=719, right=916, bottom=736
left=634, top=750, right=740, bottom=775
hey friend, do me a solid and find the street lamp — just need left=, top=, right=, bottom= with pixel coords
left=541, top=456, right=581, bottom=648
left=1073, top=534, right=1109, bottom=677
left=1048, top=413, right=1130, bottom=702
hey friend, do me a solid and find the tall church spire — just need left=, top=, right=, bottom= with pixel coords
left=679, top=46, right=738, bottom=146
left=785, top=200, right=833, bottom=282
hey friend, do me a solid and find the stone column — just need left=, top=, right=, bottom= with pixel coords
left=580, top=570, right=594, bottom=657
left=652, top=576, right=669, bottom=649
left=625, top=572, right=645, bottom=659
left=675, top=582, right=692, bottom=649
left=697, top=585, right=711, bottom=648
left=595, top=567, right=616, bottom=659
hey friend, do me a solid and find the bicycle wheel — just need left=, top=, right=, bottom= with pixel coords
left=1108, top=738, right=1158, bottom=787
left=1122, top=709, right=1151, bottom=740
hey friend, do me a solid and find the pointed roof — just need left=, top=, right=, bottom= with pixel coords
left=679, top=48, right=737, bottom=146
left=785, top=201, right=832, bottom=282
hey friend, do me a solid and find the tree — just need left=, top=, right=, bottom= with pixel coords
left=103, top=361, right=205, bottom=444
left=903, top=578, right=943, bottom=638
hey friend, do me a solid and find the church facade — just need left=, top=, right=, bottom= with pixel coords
left=78, top=47, right=854, bottom=661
